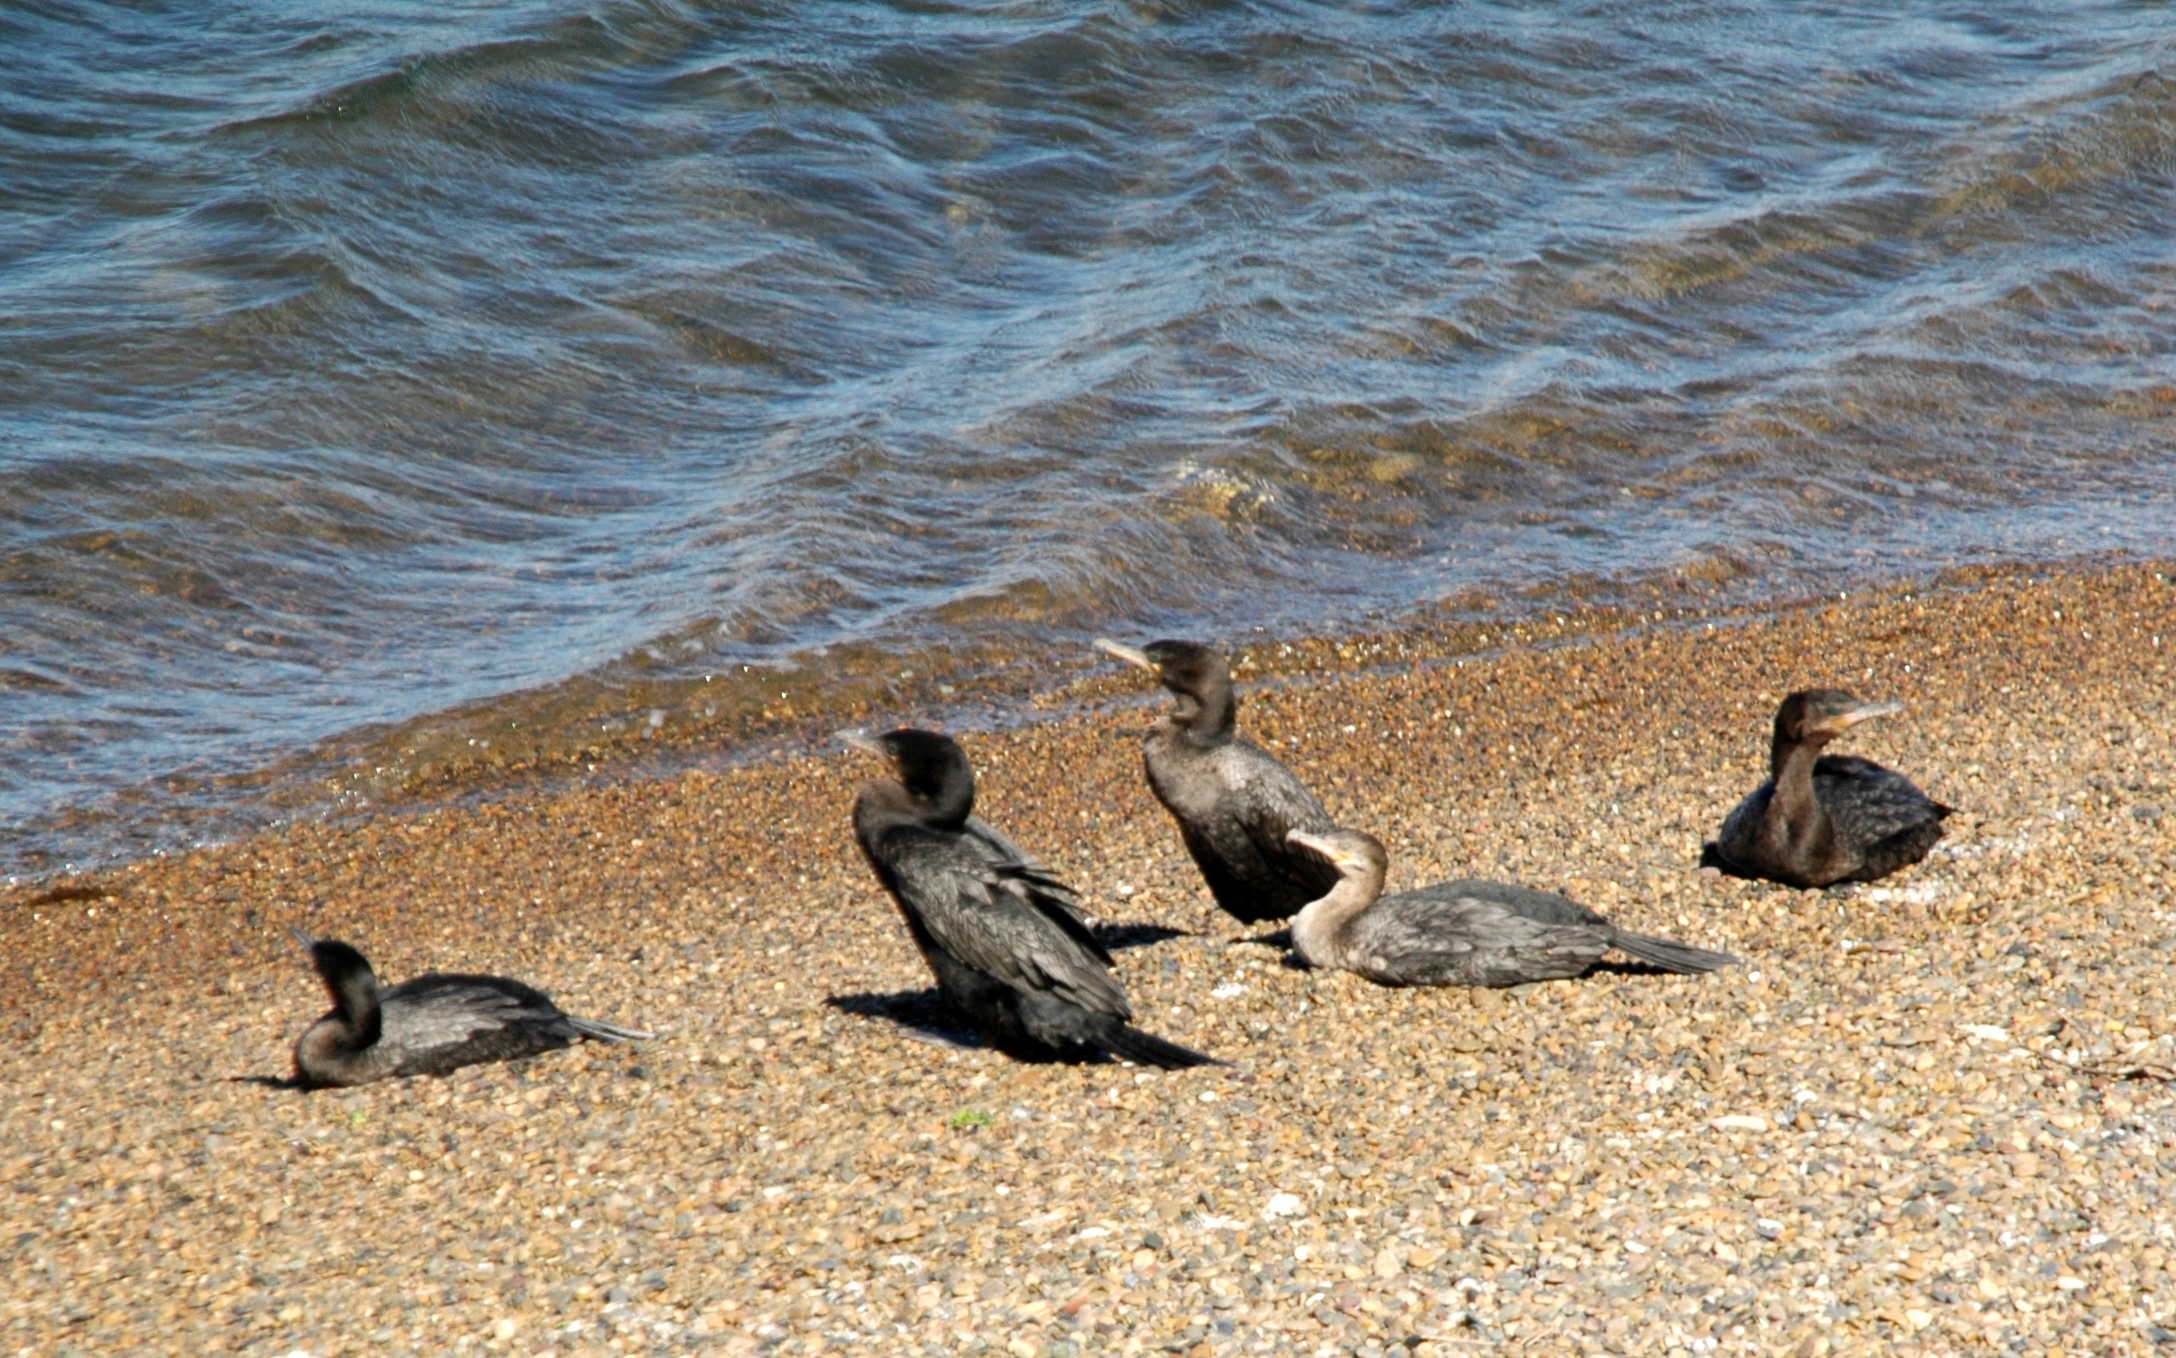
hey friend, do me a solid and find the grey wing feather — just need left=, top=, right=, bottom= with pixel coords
left=886, top=833, right=1130, bottom=1018
left=1814, top=756, right=1947, bottom=850
left=962, top=814, right=1094, bottom=929
left=1411, top=879, right=1609, bottom=929
left=377, top=981, right=575, bottom=1073
left=1412, top=881, right=1732, bottom=973
left=1606, top=929, right=1738, bottom=973
left=961, top=813, right=1047, bottom=876
left=567, top=1015, right=655, bottom=1042
left=1352, top=893, right=1607, bottom=987
left=1221, top=742, right=1336, bottom=861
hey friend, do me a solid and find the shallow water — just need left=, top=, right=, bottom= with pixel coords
left=4, top=0, right=2174, bottom=874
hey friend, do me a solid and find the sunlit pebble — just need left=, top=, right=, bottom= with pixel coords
left=3, top=564, right=2172, bottom=1354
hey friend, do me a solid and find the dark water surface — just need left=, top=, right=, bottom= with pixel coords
left=5, top=0, right=2175, bottom=874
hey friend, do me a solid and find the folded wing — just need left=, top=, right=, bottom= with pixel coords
left=1352, top=891, right=1609, bottom=987
left=378, top=975, right=578, bottom=1074
left=882, top=827, right=1131, bottom=1019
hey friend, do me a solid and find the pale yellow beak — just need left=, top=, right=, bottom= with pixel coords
left=835, top=729, right=889, bottom=758
left=1093, top=638, right=1154, bottom=671
left=1284, top=828, right=1357, bottom=869
left=1815, top=700, right=1905, bottom=736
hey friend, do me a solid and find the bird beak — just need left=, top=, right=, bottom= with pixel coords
left=1820, top=700, right=1905, bottom=735
left=1093, top=638, right=1155, bottom=671
left=1284, top=828, right=1344, bottom=865
left=835, top=728, right=890, bottom=758
left=288, top=926, right=317, bottom=953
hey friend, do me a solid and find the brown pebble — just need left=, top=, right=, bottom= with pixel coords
left=0, top=561, right=2172, bottom=1356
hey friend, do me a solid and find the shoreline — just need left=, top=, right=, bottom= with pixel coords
left=9, top=547, right=2153, bottom=885
left=1, top=559, right=2172, bottom=1356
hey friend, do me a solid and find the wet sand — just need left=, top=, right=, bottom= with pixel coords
left=3, top=561, right=2173, bottom=1358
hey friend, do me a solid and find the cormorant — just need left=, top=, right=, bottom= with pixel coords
left=291, top=936, right=652, bottom=1088
left=1285, top=828, right=1737, bottom=987
left=844, top=727, right=1219, bottom=1069
left=1093, top=639, right=1338, bottom=923
left=1703, top=689, right=1952, bottom=887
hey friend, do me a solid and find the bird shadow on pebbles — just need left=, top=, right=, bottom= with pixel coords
left=823, top=989, right=1224, bottom=1069
left=225, top=1074, right=309, bottom=1092
left=1585, top=958, right=1705, bottom=981
left=1226, top=936, right=1706, bottom=983
left=1222, top=929, right=1309, bottom=967
left=823, top=989, right=984, bottom=1050
left=1087, top=922, right=1190, bottom=951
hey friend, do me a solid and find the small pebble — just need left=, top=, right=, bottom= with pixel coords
left=0, top=563, right=2171, bottom=1356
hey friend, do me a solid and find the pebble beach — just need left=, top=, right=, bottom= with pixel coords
left=3, top=560, right=2174, bottom=1358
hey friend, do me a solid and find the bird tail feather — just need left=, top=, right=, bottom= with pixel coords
left=569, top=1016, right=657, bottom=1043
left=1608, top=930, right=1738, bottom=974
left=1103, top=1023, right=1225, bottom=1070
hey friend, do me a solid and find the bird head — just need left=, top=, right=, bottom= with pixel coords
left=1283, top=827, right=1388, bottom=877
left=1774, top=689, right=1905, bottom=745
left=838, top=727, right=976, bottom=822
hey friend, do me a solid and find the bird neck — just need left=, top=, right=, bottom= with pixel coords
left=1768, top=725, right=1834, bottom=781
left=918, top=759, right=976, bottom=829
left=1291, top=863, right=1384, bottom=969
left=1767, top=735, right=1835, bottom=856
left=328, top=967, right=382, bottom=1049
left=856, top=772, right=973, bottom=840
left=1169, top=681, right=1237, bottom=746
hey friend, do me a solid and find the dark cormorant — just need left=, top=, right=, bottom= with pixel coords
left=1094, top=639, right=1337, bottom=924
left=1702, top=689, right=1952, bottom=887
left=1285, top=828, right=1738, bottom=987
left=291, top=937, right=652, bottom=1088
left=844, top=728, right=1219, bottom=1069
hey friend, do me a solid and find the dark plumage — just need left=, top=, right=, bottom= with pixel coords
left=844, top=727, right=1219, bottom=1069
left=1703, top=689, right=1953, bottom=888
left=1094, top=638, right=1337, bottom=924
left=1286, top=829, right=1737, bottom=988
left=291, top=937, right=652, bottom=1089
